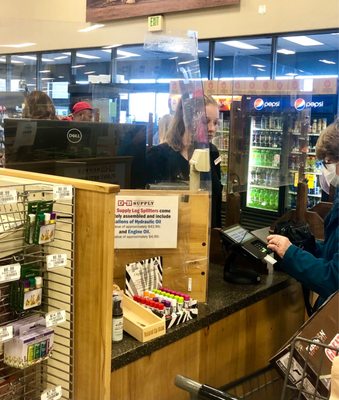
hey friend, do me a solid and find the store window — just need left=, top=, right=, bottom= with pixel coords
left=10, top=53, right=37, bottom=92
left=40, top=51, right=72, bottom=117
left=198, top=41, right=210, bottom=80
left=276, top=31, right=339, bottom=79
left=74, top=48, right=112, bottom=84
left=213, top=37, right=272, bottom=80
left=0, top=55, right=6, bottom=91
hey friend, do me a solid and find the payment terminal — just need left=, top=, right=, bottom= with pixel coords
left=220, top=224, right=269, bottom=284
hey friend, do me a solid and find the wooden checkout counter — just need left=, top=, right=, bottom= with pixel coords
left=0, top=169, right=306, bottom=400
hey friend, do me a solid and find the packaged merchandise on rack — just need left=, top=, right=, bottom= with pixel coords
left=3, top=315, right=54, bottom=369
left=271, top=291, right=339, bottom=399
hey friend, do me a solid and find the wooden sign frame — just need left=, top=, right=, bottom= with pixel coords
left=86, top=0, right=240, bottom=22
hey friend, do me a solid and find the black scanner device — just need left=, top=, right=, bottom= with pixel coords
left=220, top=224, right=269, bottom=285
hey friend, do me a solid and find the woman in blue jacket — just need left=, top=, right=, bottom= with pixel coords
left=267, top=119, right=339, bottom=306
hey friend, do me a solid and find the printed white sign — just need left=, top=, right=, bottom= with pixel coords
left=115, top=195, right=179, bottom=249
left=45, top=310, right=67, bottom=328
left=46, top=253, right=67, bottom=270
left=0, top=325, right=13, bottom=342
left=0, top=263, right=21, bottom=283
left=13, top=121, right=37, bottom=148
left=53, top=185, right=73, bottom=200
left=0, top=188, right=17, bottom=205
left=41, top=386, right=62, bottom=400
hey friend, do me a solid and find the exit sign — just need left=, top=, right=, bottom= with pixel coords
left=148, top=15, right=163, bottom=32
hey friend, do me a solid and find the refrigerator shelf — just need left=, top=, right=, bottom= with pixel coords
left=251, top=185, right=279, bottom=191
left=253, top=128, right=283, bottom=132
left=289, top=191, right=321, bottom=198
left=290, top=170, right=322, bottom=175
left=249, top=165, right=280, bottom=170
left=252, top=146, right=282, bottom=151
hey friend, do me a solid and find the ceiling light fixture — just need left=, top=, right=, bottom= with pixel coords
left=319, top=59, right=336, bottom=65
left=16, top=55, right=37, bottom=60
left=71, top=65, right=86, bottom=69
left=54, top=56, right=69, bottom=60
left=221, top=41, right=259, bottom=50
left=84, top=71, right=96, bottom=75
left=76, top=52, right=101, bottom=60
left=277, top=49, right=296, bottom=55
left=251, top=64, right=266, bottom=68
left=282, top=36, right=324, bottom=46
left=78, top=24, right=105, bottom=33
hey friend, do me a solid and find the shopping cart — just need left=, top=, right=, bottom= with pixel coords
left=175, top=336, right=338, bottom=400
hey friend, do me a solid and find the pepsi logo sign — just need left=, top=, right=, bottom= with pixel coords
left=254, top=98, right=280, bottom=110
left=294, top=98, right=324, bottom=111
left=294, top=98, right=306, bottom=111
left=67, top=128, right=82, bottom=144
left=254, top=98, right=264, bottom=110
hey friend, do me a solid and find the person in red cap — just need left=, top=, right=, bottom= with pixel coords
left=72, top=101, right=94, bottom=122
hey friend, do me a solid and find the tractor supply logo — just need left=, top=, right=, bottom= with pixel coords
left=294, top=98, right=324, bottom=111
left=254, top=98, right=280, bottom=110
left=66, top=128, right=82, bottom=144
left=117, top=199, right=154, bottom=207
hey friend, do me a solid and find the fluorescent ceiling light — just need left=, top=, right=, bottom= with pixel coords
left=41, top=58, right=54, bottom=62
left=257, top=68, right=266, bottom=72
left=58, top=76, right=64, bottom=79
left=285, top=72, right=298, bottom=76
left=319, top=59, right=336, bottom=65
left=54, top=56, right=69, bottom=60
left=214, top=57, right=222, bottom=61
left=78, top=24, right=105, bottom=33
left=76, top=52, right=101, bottom=60
left=331, top=33, right=339, bottom=35
left=197, top=49, right=204, bottom=53
left=11, top=60, right=24, bottom=64
left=117, top=49, right=140, bottom=58
left=277, top=49, right=295, bottom=55
left=63, top=52, right=71, bottom=56
left=221, top=41, right=259, bottom=50
left=41, top=77, right=54, bottom=81
left=282, top=36, right=324, bottom=46
left=169, top=56, right=178, bottom=60
left=16, top=55, right=37, bottom=60
left=84, top=71, right=96, bottom=75
left=0, top=42, right=36, bottom=48
left=71, top=64, right=86, bottom=69
left=102, top=44, right=122, bottom=49
left=39, top=70, right=51, bottom=74
left=251, top=64, right=265, bottom=68
left=0, top=57, right=6, bottom=63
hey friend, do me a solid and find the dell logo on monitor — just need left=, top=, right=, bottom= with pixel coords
left=67, top=128, right=82, bottom=143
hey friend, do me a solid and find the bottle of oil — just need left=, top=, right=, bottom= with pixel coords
left=112, top=294, right=123, bottom=342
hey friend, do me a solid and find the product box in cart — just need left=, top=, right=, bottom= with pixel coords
left=271, top=291, right=339, bottom=399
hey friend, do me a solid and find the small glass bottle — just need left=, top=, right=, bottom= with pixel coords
left=112, top=295, right=123, bottom=342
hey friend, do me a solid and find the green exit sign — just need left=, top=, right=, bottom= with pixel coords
left=148, top=15, right=163, bottom=32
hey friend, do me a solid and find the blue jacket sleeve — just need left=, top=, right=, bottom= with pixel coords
left=282, top=244, right=339, bottom=299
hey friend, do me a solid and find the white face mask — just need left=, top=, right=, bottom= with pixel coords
left=323, top=163, right=339, bottom=187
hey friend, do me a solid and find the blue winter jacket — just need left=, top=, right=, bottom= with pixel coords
left=282, top=189, right=339, bottom=302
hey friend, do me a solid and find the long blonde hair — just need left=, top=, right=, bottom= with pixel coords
left=165, top=94, right=218, bottom=152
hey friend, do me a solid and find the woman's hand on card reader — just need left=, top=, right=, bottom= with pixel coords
left=267, top=234, right=292, bottom=258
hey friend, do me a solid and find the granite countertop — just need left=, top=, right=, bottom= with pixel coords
left=111, top=263, right=291, bottom=371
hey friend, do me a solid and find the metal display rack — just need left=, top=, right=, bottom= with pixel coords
left=0, top=181, right=75, bottom=400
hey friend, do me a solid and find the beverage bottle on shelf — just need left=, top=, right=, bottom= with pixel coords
left=266, top=132, right=271, bottom=147
left=261, top=189, right=269, bottom=208
left=322, top=118, right=327, bottom=130
left=312, top=119, right=317, bottom=133
left=317, top=119, right=322, bottom=133
left=252, top=150, right=258, bottom=166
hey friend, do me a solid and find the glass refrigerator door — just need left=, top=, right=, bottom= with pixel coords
left=246, top=114, right=283, bottom=212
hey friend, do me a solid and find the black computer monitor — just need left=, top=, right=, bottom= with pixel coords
left=3, top=119, right=147, bottom=189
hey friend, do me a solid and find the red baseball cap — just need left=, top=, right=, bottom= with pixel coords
left=72, top=101, right=93, bottom=114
